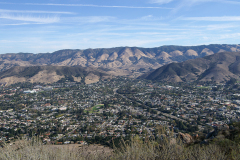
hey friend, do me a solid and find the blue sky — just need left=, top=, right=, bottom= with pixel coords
left=0, top=0, right=240, bottom=54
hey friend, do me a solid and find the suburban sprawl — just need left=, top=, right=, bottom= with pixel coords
left=0, top=77, right=240, bottom=146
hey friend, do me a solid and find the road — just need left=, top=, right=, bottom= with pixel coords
left=113, top=88, right=187, bottom=123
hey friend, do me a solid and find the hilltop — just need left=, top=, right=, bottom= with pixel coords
left=140, top=51, right=240, bottom=83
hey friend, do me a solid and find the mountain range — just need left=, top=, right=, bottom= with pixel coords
left=1, top=44, right=240, bottom=74
left=0, top=44, right=240, bottom=85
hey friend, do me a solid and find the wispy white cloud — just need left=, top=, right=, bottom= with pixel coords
left=170, top=0, right=220, bottom=14
left=97, top=25, right=187, bottom=33
left=176, top=0, right=240, bottom=5
left=63, top=16, right=115, bottom=23
left=4, top=1, right=238, bottom=7
left=182, top=0, right=240, bottom=5
left=149, top=0, right=174, bottom=5
left=0, top=9, right=74, bottom=14
left=0, top=2, right=172, bottom=9
left=184, top=0, right=214, bottom=3
left=206, top=24, right=238, bottom=30
left=1, top=0, right=240, bottom=53
left=189, top=24, right=239, bottom=30
left=0, top=23, right=40, bottom=26
left=0, top=40, right=29, bottom=43
left=169, top=0, right=240, bottom=14
left=0, top=14, right=60, bottom=23
left=219, top=0, right=240, bottom=4
left=27, top=3, right=173, bottom=9
left=219, top=33, right=240, bottom=39
left=140, top=15, right=163, bottom=21
left=141, top=15, right=154, bottom=20
left=182, top=16, right=240, bottom=21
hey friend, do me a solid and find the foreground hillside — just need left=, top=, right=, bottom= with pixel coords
left=0, top=66, right=110, bottom=85
left=2, top=121, right=240, bottom=160
left=141, top=51, right=240, bottom=83
left=0, top=44, right=240, bottom=74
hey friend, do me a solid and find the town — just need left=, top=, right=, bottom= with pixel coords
left=0, top=77, right=239, bottom=146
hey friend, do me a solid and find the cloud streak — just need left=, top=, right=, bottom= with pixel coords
left=0, top=9, right=74, bottom=14
left=219, top=0, right=240, bottom=4
left=0, top=14, right=60, bottom=23
left=149, top=0, right=174, bottom=4
left=0, top=2, right=172, bottom=9
left=169, top=0, right=232, bottom=14
left=0, top=23, right=41, bottom=26
left=183, top=16, right=240, bottom=21
left=177, top=0, right=240, bottom=5
left=63, top=16, right=115, bottom=23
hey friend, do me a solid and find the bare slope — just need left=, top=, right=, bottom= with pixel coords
left=0, top=66, right=109, bottom=85
left=140, top=52, right=240, bottom=83
left=1, top=44, right=240, bottom=75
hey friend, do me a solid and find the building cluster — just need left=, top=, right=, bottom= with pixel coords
left=0, top=78, right=239, bottom=144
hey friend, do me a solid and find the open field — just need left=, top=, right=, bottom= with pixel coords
left=84, top=104, right=104, bottom=113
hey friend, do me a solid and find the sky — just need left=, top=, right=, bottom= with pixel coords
left=0, top=0, right=240, bottom=54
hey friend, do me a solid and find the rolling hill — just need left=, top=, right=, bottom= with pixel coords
left=1, top=44, right=240, bottom=75
left=0, top=66, right=110, bottom=85
left=140, top=52, right=240, bottom=83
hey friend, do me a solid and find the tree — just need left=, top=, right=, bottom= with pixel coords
left=104, top=102, right=109, bottom=108
left=227, top=78, right=237, bottom=85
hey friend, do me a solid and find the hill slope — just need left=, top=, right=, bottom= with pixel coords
left=0, top=66, right=110, bottom=85
left=140, top=52, right=240, bottom=83
left=1, top=44, right=240, bottom=74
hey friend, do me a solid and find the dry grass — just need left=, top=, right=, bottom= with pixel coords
left=112, top=136, right=227, bottom=160
left=0, top=136, right=239, bottom=160
left=0, top=137, right=111, bottom=160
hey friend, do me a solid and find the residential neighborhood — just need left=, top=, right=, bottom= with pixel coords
left=0, top=77, right=239, bottom=146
